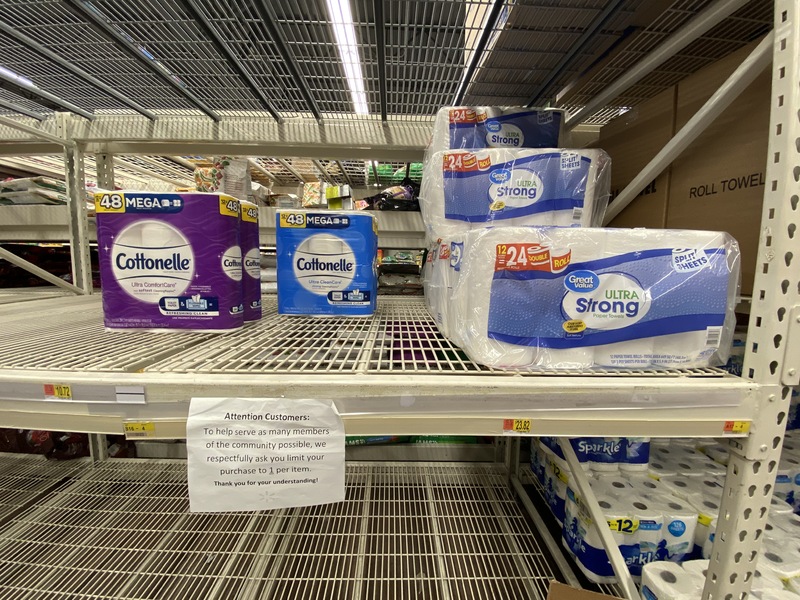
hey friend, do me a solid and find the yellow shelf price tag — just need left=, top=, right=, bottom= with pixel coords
left=503, top=418, right=532, bottom=434
left=723, top=420, right=751, bottom=435
left=123, top=422, right=156, bottom=439
left=43, top=384, right=72, bottom=401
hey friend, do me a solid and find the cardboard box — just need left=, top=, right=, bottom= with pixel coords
left=547, top=581, right=618, bottom=599
left=668, top=41, right=770, bottom=295
left=598, top=87, right=676, bottom=229
left=596, top=40, right=769, bottom=294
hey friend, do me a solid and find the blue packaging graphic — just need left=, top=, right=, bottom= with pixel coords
left=420, top=149, right=611, bottom=241
left=430, top=106, right=563, bottom=154
left=449, top=227, right=740, bottom=369
left=276, top=210, right=377, bottom=316
left=443, top=152, right=593, bottom=223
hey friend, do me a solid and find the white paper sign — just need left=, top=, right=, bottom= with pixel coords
left=187, top=397, right=345, bottom=512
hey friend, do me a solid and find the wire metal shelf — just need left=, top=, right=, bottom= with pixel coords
left=0, top=294, right=733, bottom=378
left=0, top=458, right=563, bottom=600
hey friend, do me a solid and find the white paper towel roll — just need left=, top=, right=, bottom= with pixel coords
left=771, top=511, right=800, bottom=535
left=761, top=534, right=800, bottom=579
left=623, top=474, right=664, bottom=495
left=752, top=590, right=799, bottom=600
left=620, top=496, right=664, bottom=578
left=752, top=566, right=789, bottom=595
left=641, top=561, right=702, bottom=599
left=645, top=495, right=698, bottom=562
left=682, top=559, right=709, bottom=579
left=619, top=437, right=651, bottom=473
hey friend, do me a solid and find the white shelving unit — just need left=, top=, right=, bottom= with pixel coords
left=0, top=1, right=797, bottom=598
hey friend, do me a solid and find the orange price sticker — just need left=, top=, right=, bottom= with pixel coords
left=503, top=419, right=532, bottom=434
left=723, top=421, right=751, bottom=435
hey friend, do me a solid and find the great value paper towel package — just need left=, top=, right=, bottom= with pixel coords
left=96, top=191, right=244, bottom=331
left=420, top=149, right=610, bottom=240
left=447, top=227, right=739, bottom=369
left=276, top=210, right=377, bottom=316
left=428, top=106, right=563, bottom=156
left=240, top=200, right=261, bottom=322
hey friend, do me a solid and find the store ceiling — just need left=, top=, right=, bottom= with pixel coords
left=0, top=0, right=773, bottom=188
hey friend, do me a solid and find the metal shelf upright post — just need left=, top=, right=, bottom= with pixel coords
left=704, top=1, right=800, bottom=597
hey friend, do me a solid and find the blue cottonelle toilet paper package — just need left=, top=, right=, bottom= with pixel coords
left=276, top=210, right=377, bottom=316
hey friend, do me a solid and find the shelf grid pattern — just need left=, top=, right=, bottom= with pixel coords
left=0, top=302, right=215, bottom=372
left=0, top=295, right=733, bottom=377
left=0, top=0, right=204, bottom=116
left=561, top=0, right=773, bottom=119
left=0, top=459, right=562, bottom=600
left=0, top=453, right=89, bottom=523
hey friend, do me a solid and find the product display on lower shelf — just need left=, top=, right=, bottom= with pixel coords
left=527, top=435, right=800, bottom=597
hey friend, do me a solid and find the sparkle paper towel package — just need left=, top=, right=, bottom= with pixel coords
left=420, top=149, right=611, bottom=241
left=641, top=495, right=698, bottom=563
left=428, top=106, right=563, bottom=156
left=450, top=227, right=739, bottom=369
left=563, top=490, right=664, bottom=583
left=240, top=200, right=262, bottom=322
left=641, top=561, right=703, bottom=600
left=276, top=210, right=377, bottom=316
left=96, top=191, right=244, bottom=331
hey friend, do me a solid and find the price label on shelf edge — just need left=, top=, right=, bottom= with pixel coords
left=723, top=420, right=751, bottom=435
left=503, top=419, right=532, bottom=435
left=123, top=421, right=156, bottom=439
left=43, top=384, right=72, bottom=401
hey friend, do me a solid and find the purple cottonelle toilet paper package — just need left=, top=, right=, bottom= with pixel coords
left=240, top=199, right=262, bottom=322
left=95, top=191, right=244, bottom=332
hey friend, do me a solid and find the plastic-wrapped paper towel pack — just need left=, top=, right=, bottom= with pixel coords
left=239, top=200, right=262, bottom=322
left=563, top=489, right=671, bottom=582
left=444, top=227, right=739, bottom=369
left=427, top=106, right=563, bottom=156
left=420, top=148, right=611, bottom=240
left=641, top=561, right=703, bottom=599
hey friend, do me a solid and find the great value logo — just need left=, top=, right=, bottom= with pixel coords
left=488, top=167, right=543, bottom=210
left=562, top=272, right=652, bottom=329
left=485, top=121, right=524, bottom=147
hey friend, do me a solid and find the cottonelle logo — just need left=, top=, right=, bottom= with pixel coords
left=111, top=220, right=194, bottom=304
left=292, top=234, right=356, bottom=294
